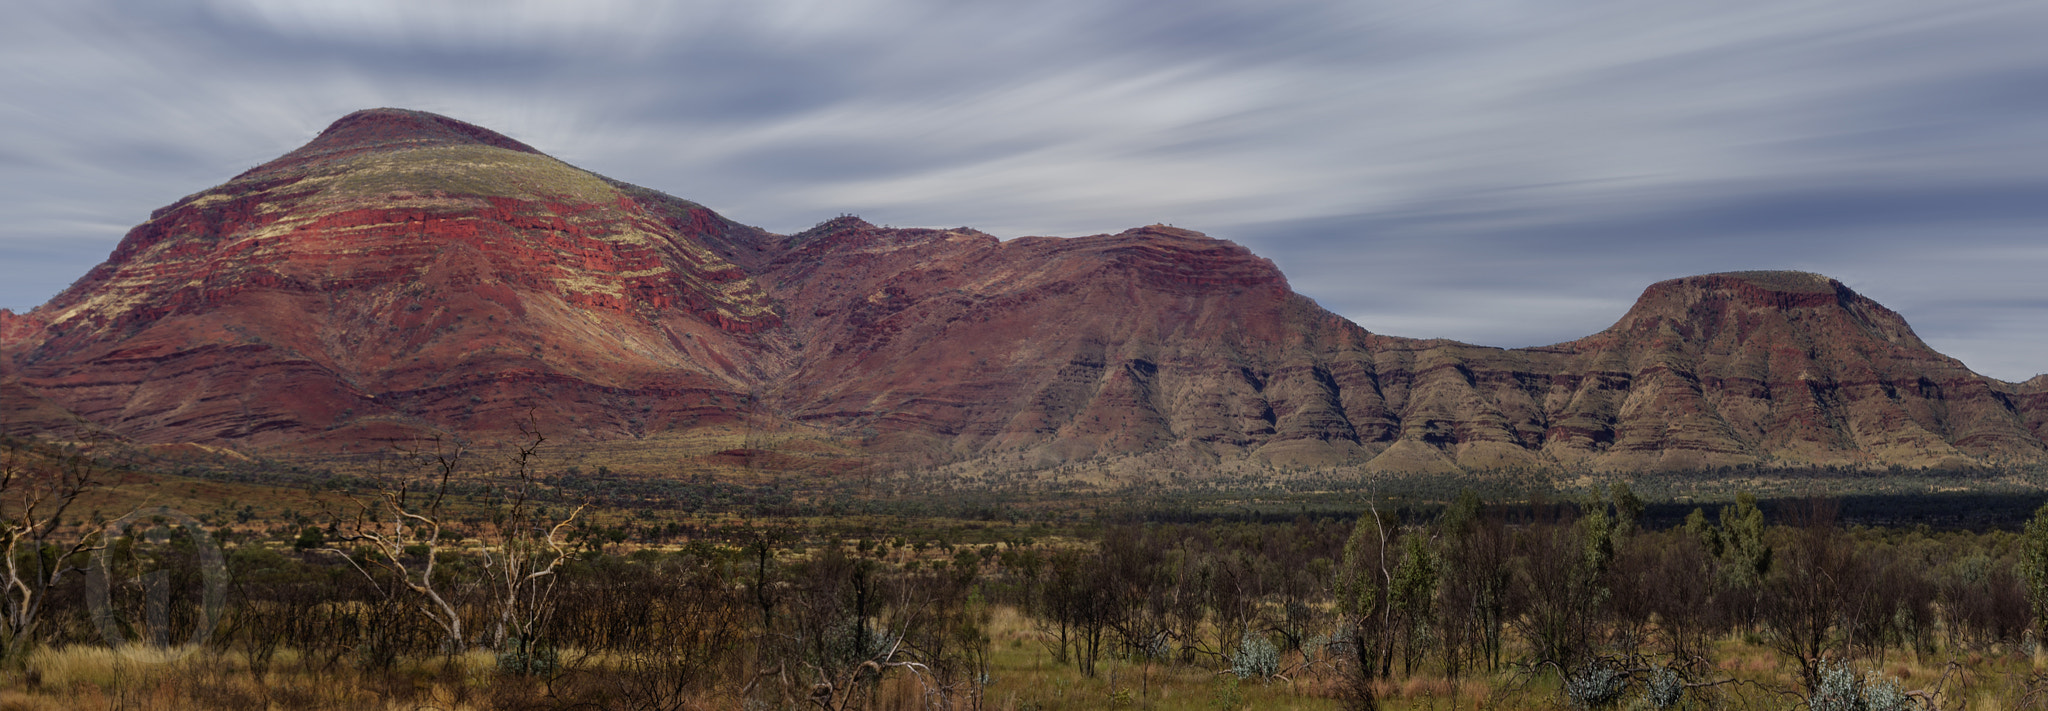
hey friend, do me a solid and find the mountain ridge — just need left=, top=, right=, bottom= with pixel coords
left=3, top=108, right=2042, bottom=475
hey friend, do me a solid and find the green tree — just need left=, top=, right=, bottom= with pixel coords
left=1609, top=482, right=1644, bottom=539
left=1337, top=506, right=1397, bottom=708
left=1718, top=492, right=1772, bottom=589
left=2020, top=503, right=2048, bottom=633
left=1684, top=507, right=1721, bottom=557
left=1390, top=533, right=1437, bottom=675
left=292, top=526, right=325, bottom=551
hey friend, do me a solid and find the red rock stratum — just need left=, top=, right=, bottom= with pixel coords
left=2, top=109, right=2042, bottom=474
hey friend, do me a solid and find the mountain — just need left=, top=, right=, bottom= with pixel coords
left=2, top=108, right=2043, bottom=474
left=1, top=108, right=779, bottom=451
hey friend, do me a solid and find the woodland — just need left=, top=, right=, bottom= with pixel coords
left=7, top=432, right=2048, bottom=710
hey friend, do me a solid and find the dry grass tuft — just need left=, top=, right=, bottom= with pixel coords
left=24, top=644, right=199, bottom=689
left=0, top=690, right=68, bottom=711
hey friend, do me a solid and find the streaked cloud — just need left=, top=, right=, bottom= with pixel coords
left=3, top=0, right=2045, bottom=379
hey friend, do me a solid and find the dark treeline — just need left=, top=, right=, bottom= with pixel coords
left=1102, top=492, right=2048, bottom=533
left=154, top=441, right=2048, bottom=529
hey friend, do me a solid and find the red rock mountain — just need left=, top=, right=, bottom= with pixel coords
left=0, top=109, right=779, bottom=452
left=2, top=109, right=2043, bottom=473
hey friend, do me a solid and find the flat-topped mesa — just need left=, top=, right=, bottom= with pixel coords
left=1527, top=269, right=2043, bottom=470
left=1652, top=270, right=1842, bottom=307
left=1591, top=270, right=1927, bottom=351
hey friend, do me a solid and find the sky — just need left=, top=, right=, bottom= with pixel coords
left=3, top=0, right=2045, bottom=380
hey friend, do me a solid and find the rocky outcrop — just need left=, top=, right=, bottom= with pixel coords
left=4, top=109, right=2043, bottom=474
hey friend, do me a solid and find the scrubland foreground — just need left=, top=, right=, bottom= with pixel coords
left=14, top=435, right=2048, bottom=709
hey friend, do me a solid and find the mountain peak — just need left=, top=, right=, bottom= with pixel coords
left=308, top=108, right=539, bottom=154
left=238, top=108, right=541, bottom=180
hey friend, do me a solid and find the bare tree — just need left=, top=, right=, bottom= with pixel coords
left=1511, top=510, right=1601, bottom=670
left=325, top=436, right=469, bottom=652
left=1759, top=498, right=1875, bottom=694
left=329, top=429, right=583, bottom=661
left=0, top=437, right=110, bottom=662
left=479, top=428, right=583, bottom=672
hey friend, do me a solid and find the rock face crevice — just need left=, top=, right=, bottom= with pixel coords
left=2, top=109, right=2043, bottom=472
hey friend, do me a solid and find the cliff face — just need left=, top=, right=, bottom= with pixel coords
left=4, top=109, right=2043, bottom=473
